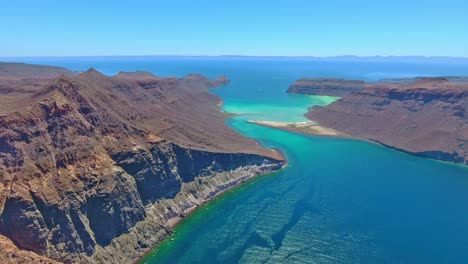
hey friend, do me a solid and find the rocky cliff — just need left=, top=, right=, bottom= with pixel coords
left=286, top=78, right=366, bottom=97
left=301, top=77, right=467, bottom=164
left=0, top=63, right=284, bottom=263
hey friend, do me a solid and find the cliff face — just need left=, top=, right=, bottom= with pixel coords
left=0, top=63, right=284, bottom=263
left=90, top=143, right=282, bottom=264
left=287, top=78, right=365, bottom=97
left=0, top=234, right=61, bottom=264
left=304, top=78, right=467, bottom=164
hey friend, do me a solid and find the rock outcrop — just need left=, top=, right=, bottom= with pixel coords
left=295, top=77, right=467, bottom=164
left=0, top=63, right=284, bottom=263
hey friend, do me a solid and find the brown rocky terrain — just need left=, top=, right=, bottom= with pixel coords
left=0, top=234, right=60, bottom=264
left=291, top=77, right=467, bottom=164
left=287, top=78, right=366, bottom=96
left=0, top=62, right=284, bottom=263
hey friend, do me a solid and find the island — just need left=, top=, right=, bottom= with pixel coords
left=0, top=62, right=285, bottom=263
left=284, top=77, right=467, bottom=164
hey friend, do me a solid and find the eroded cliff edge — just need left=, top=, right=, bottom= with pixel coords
left=287, top=78, right=365, bottom=97
left=288, top=77, right=467, bottom=164
left=0, top=63, right=285, bottom=263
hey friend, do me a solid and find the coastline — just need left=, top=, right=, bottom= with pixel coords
left=367, top=139, right=468, bottom=168
left=163, top=151, right=288, bottom=230
left=136, top=160, right=288, bottom=263
left=246, top=119, right=349, bottom=138
left=137, top=93, right=467, bottom=263
left=247, top=119, right=468, bottom=167
left=136, top=95, right=289, bottom=263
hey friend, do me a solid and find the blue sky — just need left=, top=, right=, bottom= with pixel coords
left=1, top=0, right=467, bottom=57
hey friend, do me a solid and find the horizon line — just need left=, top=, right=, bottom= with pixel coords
left=1, top=54, right=468, bottom=60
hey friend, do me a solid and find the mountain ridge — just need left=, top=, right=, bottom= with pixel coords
left=0, top=62, right=284, bottom=263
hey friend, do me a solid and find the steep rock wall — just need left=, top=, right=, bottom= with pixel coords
left=308, top=86, right=467, bottom=164
left=0, top=67, right=285, bottom=263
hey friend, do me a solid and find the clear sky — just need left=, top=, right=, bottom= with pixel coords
left=1, top=0, right=467, bottom=57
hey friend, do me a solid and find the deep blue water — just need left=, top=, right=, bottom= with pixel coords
left=7, top=57, right=468, bottom=263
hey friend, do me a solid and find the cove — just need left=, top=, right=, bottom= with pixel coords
left=12, top=58, right=468, bottom=263
left=138, top=68, right=468, bottom=263
left=140, top=97, right=468, bottom=263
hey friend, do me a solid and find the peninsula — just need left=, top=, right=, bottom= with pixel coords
left=285, top=77, right=467, bottom=164
left=0, top=62, right=285, bottom=263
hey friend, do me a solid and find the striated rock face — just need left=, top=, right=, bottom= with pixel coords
left=0, top=63, right=284, bottom=263
left=113, top=142, right=278, bottom=205
left=90, top=143, right=283, bottom=264
left=287, top=78, right=365, bottom=97
left=304, top=78, right=468, bottom=164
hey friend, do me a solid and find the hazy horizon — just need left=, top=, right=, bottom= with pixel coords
left=1, top=55, right=468, bottom=58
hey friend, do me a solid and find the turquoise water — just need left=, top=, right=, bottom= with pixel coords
left=10, top=58, right=468, bottom=263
